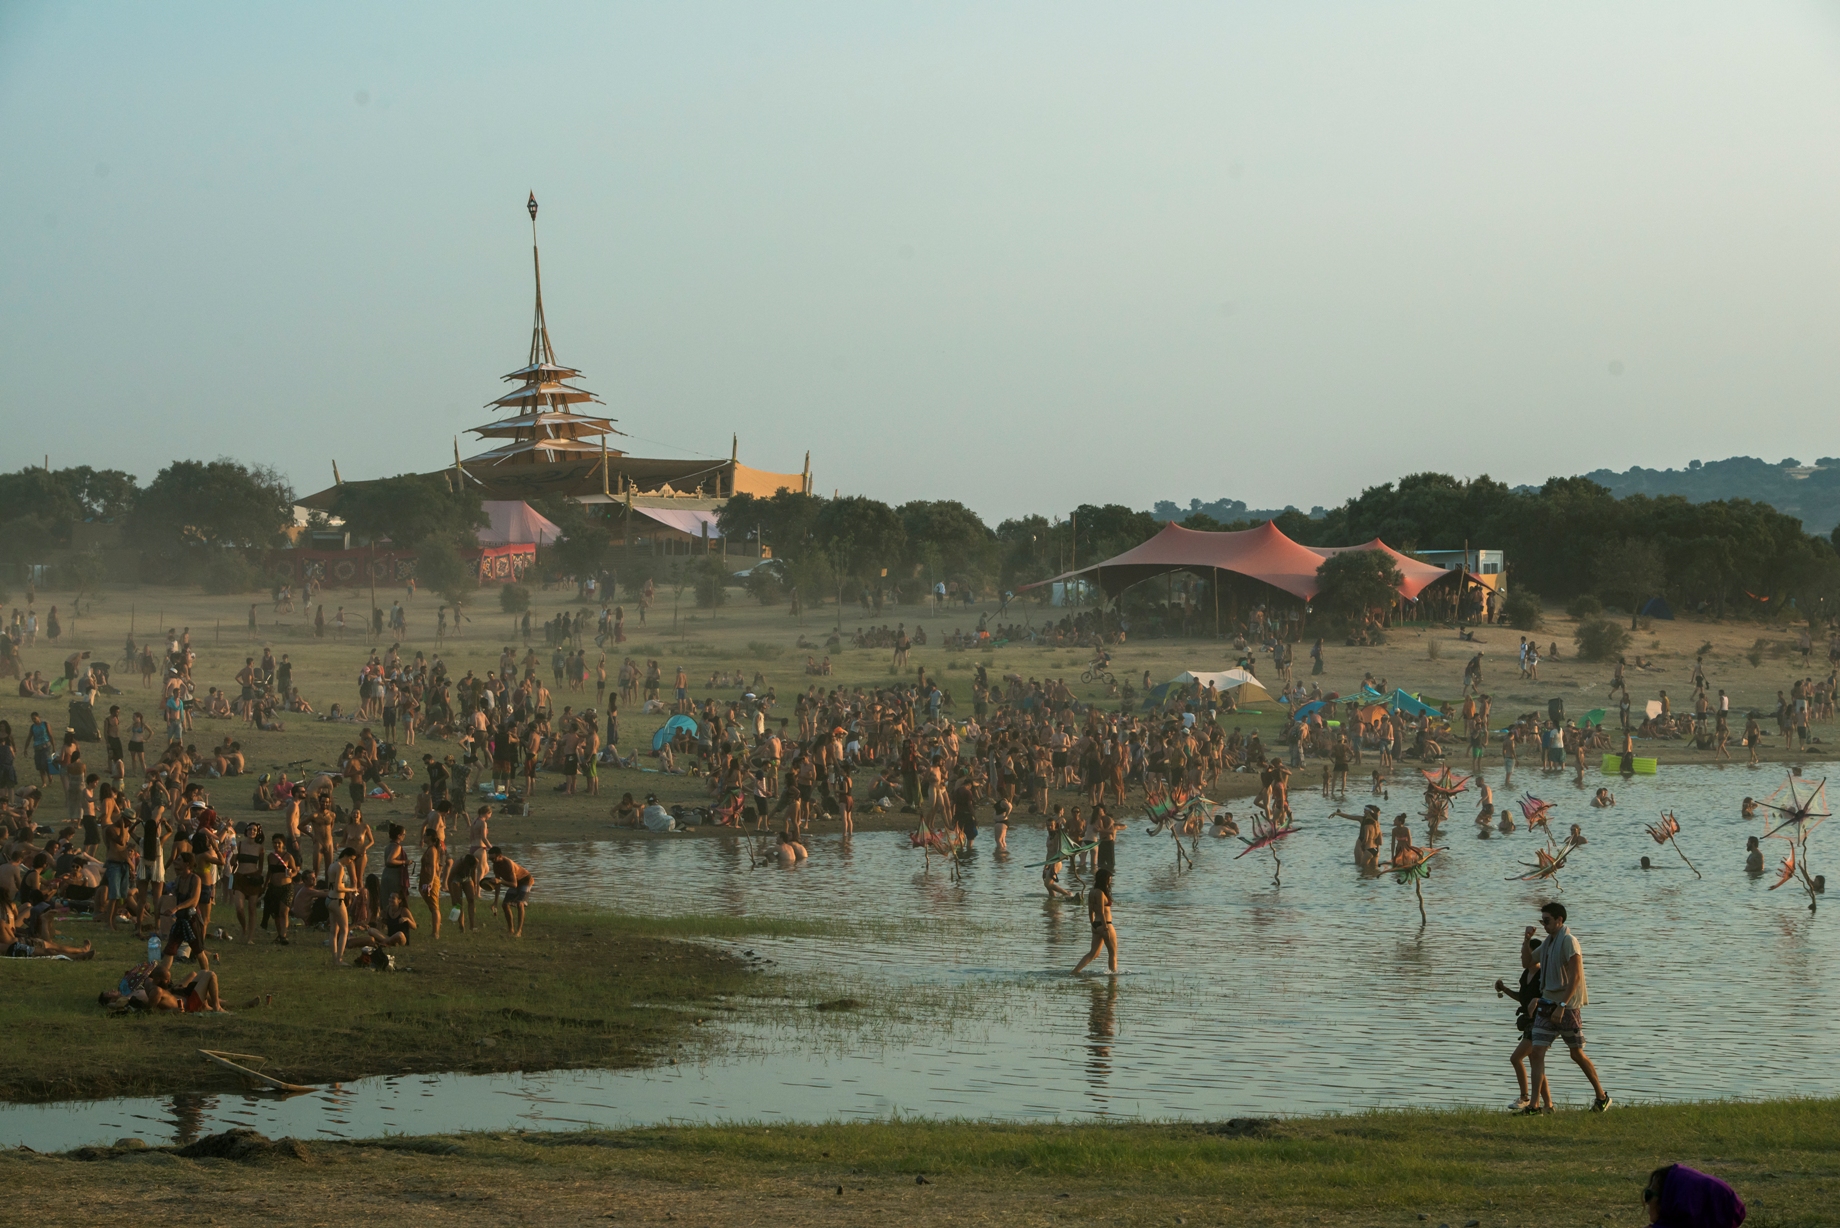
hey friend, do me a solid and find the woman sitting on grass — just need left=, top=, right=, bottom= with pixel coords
left=360, top=890, right=417, bottom=948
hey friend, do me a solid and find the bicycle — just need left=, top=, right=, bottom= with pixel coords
left=1080, top=665, right=1115, bottom=686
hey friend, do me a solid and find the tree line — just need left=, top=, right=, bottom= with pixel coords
left=4, top=462, right=1837, bottom=623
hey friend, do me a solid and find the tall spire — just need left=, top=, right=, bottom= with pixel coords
left=463, top=194, right=622, bottom=467
left=527, top=191, right=556, bottom=369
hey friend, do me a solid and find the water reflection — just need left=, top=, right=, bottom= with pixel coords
left=1085, top=979, right=1118, bottom=1112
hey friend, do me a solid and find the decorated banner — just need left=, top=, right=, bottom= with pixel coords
left=266, top=544, right=535, bottom=588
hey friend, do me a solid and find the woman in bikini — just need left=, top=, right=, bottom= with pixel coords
left=231, top=822, right=267, bottom=943
left=318, top=847, right=359, bottom=966
left=1072, top=868, right=1118, bottom=976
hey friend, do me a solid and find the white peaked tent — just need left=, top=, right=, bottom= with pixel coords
left=478, top=500, right=562, bottom=546
left=1171, top=669, right=1273, bottom=703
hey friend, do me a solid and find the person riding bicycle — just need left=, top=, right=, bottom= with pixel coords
left=1090, top=648, right=1112, bottom=673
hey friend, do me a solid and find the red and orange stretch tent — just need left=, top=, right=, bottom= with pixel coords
left=1021, top=521, right=1448, bottom=602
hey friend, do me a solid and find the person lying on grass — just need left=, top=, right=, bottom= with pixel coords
left=0, top=894, right=94, bottom=959
left=98, top=961, right=227, bottom=1012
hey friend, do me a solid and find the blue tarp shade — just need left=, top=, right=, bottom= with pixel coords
left=1391, top=689, right=1440, bottom=718
left=1293, top=700, right=1327, bottom=722
left=652, top=714, right=700, bottom=751
left=1642, top=596, right=1675, bottom=620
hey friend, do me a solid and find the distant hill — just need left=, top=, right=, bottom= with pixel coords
left=1576, top=456, right=1840, bottom=538
left=1155, top=456, right=1840, bottom=540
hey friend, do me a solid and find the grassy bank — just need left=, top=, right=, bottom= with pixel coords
left=4, top=1100, right=1836, bottom=1226
left=0, top=905, right=806, bottom=1102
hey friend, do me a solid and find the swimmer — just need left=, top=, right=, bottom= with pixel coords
left=1476, top=780, right=1495, bottom=827
left=1566, top=823, right=1587, bottom=848
left=775, top=832, right=808, bottom=865
left=1741, top=797, right=1758, bottom=821
left=1497, top=809, right=1515, bottom=834
left=1591, top=788, right=1615, bottom=808
left=1210, top=809, right=1240, bottom=838
left=1745, top=836, right=1764, bottom=875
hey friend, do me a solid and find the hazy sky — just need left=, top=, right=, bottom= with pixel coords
left=4, top=2, right=1839, bottom=522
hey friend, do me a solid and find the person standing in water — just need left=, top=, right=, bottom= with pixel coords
left=1042, top=806, right=1077, bottom=900
left=1072, top=868, right=1117, bottom=975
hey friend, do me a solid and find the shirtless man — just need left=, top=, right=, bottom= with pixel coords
left=341, top=808, right=375, bottom=917
left=308, top=793, right=338, bottom=878
left=488, top=848, right=533, bottom=937
left=448, top=848, right=482, bottom=933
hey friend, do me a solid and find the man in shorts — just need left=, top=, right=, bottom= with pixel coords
left=488, top=848, right=532, bottom=938
left=1521, top=901, right=1611, bottom=1113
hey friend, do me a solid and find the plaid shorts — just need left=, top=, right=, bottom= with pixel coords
left=1530, top=1001, right=1584, bottom=1049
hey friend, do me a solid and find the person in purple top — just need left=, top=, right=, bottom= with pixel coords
left=1643, top=1164, right=1745, bottom=1228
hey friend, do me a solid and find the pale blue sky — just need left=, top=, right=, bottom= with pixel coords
left=3, top=2, right=1838, bottom=520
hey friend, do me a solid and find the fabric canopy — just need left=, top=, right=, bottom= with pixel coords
left=1018, top=520, right=1448, bottom=602
left=478, top=500, right=562, bottom=546
left=1171, top=668, right=1273, bottom=702
left=1390, top=689, right=1441, bottom=718
left=1307, top=540, right=1451, bottom=600
left=634, top=506, right=723, bottom=538
left=652, top=714, right=701, bottom=751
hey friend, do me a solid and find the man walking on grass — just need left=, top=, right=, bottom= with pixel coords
left=1521, top=901, right=1611, bottom=1113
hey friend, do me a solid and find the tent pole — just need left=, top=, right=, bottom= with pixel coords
left=1214, top=568, right=1220, bottom=639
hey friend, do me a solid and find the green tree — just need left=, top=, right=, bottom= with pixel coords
left=499, top=583, right=532, bottom=615
left=1575, top=618, right=1631, bottom=662
left=330, top=473, right=486, bottom=550
left=692, top=556, right=729, bottom=609
left=1593, top=538, right=1666, bottom=629
left=813, top=496, right=906, bottom=586
left=1313, top=550, right=1404, bottom=627
left=1501, top=588, right=1543, bottom=631
left=717, top=490, right=824, bottom=561
left=128, top=460, right=295, bottom=557
left=0, top=465, right=139, bottom=528
left=896, top=500, right=995, bottom=580
left=56, top=549, right=108, bottom=612
left=415, top=538, right=476, bottom=605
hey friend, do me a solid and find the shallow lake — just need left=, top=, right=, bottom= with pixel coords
left=5, top=763, right=1833, bottom=1149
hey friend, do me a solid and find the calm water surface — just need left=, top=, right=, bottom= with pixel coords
left=5, top=764, right=1832, bottom=1149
